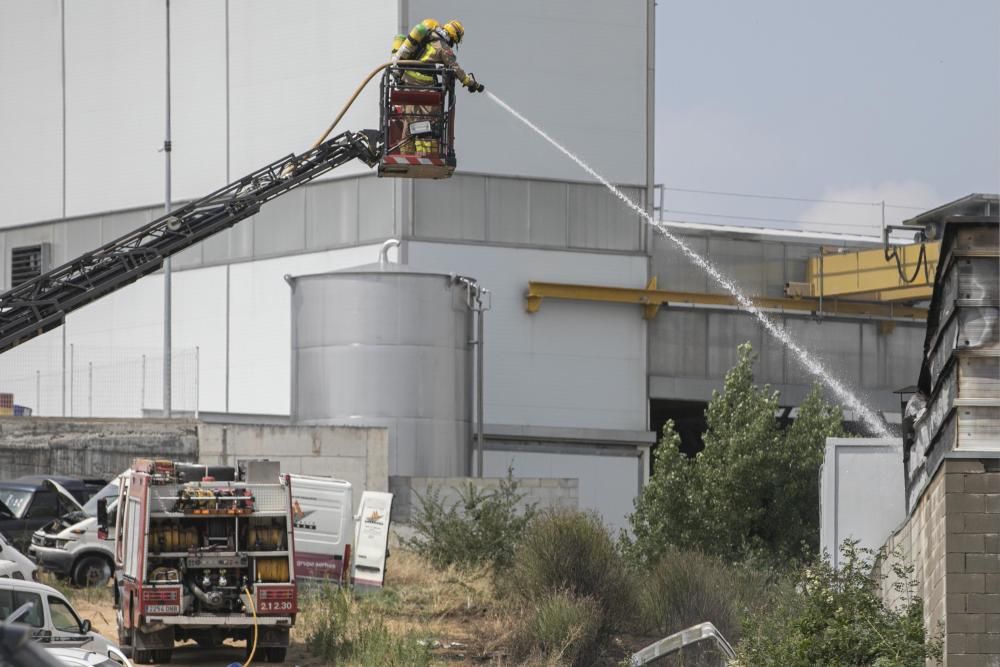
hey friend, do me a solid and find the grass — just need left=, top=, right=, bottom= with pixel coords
left=296, top=547, right=504, bottom=663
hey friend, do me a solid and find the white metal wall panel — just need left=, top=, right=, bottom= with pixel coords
left=227, top=243, right=391, bottom=415
left=485, top=449, right=639, bottom=533
left=64, top=0, right=164, bottom=216
left=227, top=1, right=395, bottom=183
left=0, top=1, right=64, bottom=227
left=413, top=175, right=487, bottom=241
left=407, top=0, right=648, bottom=185
left=820, top=438, right=904, bottom=569
left=171, top=265, right=227, bottom=412
left=169, top=0, right=228, bottom=201
left=408, top=241, right=648, bottom=431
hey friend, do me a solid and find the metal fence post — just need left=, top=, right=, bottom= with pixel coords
left=69, top=344, right=74, bottom=417
left=194, top=346, right=200, bottom=420
left=61, top=327, right=66, bottom=417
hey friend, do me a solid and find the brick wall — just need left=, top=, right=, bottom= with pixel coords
left=881, top=458, right=1000, bottom=666
left=389, top=476, right=579, bottom=523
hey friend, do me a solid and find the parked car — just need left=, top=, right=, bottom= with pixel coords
left=0, top=578, right=114, bottom=654
left=0, top=477, right=106, bottom=552
left=31, top=476, right=124, bottom=587
left=46, top=646, right=132, bottom=667
left=0, top=531, right=37, bottom=580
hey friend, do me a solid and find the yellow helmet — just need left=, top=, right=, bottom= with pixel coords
left=442, top=20, right=464, bottom=45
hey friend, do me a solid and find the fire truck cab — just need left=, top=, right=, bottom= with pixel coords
left=107, top=460, right=296, bottom=664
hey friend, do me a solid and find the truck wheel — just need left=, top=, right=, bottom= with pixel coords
left=153, top=649, right=172, bottom=663
left=73, top=555, right=111, bottom=587
left=265, top=646, right=287, bottom=663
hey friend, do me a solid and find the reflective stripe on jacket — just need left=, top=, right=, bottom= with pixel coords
left=396, top=36, right=469, bottom=87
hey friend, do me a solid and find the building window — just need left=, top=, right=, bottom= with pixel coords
left=10, top=244, right=50, bottom=287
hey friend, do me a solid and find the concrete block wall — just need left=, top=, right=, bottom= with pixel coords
left=0, top=419, right=390, bottom=517
left=0, top=418, right=199, bottom=478
left=881, top=460, right=948, bottom=640
left=942, top=459, right=1000, bottom=665
left=198, top=424, right=389, bottom=513
left=881, top=458, right=1000, bottom=666
left=389, top=476, right=579, bottom=524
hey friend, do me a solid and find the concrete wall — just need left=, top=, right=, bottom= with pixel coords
left=879, top=458, right=1000, bottom=665
left=198, top=423, right=389, bottom=512
left=0, top=419, right=389, bottom=514
left=389, top=475, right=578, bottom=524
left=0, top=418, right=198, bottom=478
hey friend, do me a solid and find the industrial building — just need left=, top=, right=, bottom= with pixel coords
left=0, top=1, right=935, bottom=530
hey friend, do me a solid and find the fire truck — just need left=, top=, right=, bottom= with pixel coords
left=102, top=460, right=296, bottom=664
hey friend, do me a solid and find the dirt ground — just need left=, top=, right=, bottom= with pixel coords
left=65, top=549, right=505, bottom=666
left=72, top=593, right=323, bottom=667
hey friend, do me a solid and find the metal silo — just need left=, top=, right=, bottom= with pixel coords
left=288, top=252, right=476, bottom=477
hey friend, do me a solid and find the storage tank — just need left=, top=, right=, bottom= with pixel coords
left=288, top=261, right=474, bottom=477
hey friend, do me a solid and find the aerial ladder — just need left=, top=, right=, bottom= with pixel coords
left=0, top=63, right=456, bottom=355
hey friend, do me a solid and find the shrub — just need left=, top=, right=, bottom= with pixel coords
left=306, top=586, right=431, bottom=666
left=625, top=342, right=845, bottom=567
left=735, top=541, right=943, bottom=666
left=638, top=547, right=778, bottom=645
left=505, top=510, right=636, bottom=639
left=404, top=469, right=536, bottom=570
left=511, top=592, right=603, bottom=667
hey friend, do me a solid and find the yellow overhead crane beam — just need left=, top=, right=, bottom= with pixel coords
left=525, top=278, right=928, bottom=322
left=785, top=242, right=939, bottom=303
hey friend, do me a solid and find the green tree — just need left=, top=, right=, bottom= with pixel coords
left=626, top=342, right=845, bottom=566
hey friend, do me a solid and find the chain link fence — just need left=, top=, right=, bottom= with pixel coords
left=0, top=345, right=199, bottom=418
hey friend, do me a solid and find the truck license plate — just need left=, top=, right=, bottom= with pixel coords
left=145, top=604, right=180, bottom=614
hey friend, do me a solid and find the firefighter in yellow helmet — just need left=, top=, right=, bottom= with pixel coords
left=392, top=19, right=484, bottom=93
left=390, top=19, right=482, bottom=154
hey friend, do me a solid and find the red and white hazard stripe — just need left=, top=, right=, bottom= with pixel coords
left=382, top=155, right=447, bottom=166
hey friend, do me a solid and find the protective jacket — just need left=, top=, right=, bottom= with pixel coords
left=393, top=28, right=475, bottom=89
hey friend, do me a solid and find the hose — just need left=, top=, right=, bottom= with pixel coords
left=308, top=59, right=429, bottom=150
left=242, top=587, right=258, bottom=667
left=279, top=59, right=437, bottom=178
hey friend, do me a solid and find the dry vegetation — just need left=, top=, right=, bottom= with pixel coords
left=65, top=548, right=549, bottom=666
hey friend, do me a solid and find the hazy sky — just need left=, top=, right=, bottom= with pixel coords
left=655, top=1, right=1000, bottom=235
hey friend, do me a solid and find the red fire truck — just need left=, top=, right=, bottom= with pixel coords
left=102, top=460, right=296, bottom=664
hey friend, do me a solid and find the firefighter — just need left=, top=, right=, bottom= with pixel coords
left=391, top=20, right=483, bottom=154
left=392, top=19, right=485, bottom=94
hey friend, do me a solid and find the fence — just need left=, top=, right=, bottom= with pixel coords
left=0, top=344, right=199, bottom=418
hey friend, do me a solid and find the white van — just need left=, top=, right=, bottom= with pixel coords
left=0, top=579, right=114, bottom=653
left=288, top=474, right=354, bottom=584
left=30, top=475, right=125, bottom=587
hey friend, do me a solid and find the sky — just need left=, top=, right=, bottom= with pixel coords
left=654, top=1, right=1000, bottom=236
